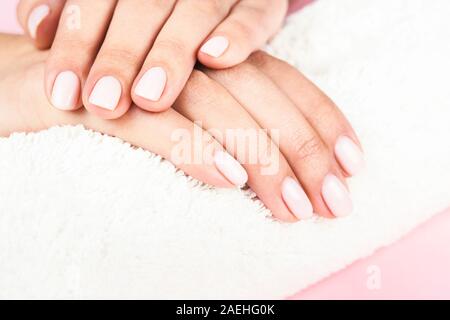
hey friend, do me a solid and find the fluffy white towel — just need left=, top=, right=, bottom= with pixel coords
left=0, top=0, right=449, bottom=299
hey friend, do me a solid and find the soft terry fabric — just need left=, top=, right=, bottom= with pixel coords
left=0, top=0, right=449, bottom=299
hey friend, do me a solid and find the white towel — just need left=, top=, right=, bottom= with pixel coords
left=0, top=0, right=449, bottom=299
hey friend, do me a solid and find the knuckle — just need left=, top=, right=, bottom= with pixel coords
left=186, top=0, right=228, bottom=17
left=207, top=61, right=256, bottom=83
left=236, top=1, right=266, bottom=16
left=240, top=0, right=287, bottom=27
left=51, top=35, right=96, bottom=56
left=153, top=38, right=189, bottom=57
left=149, top=0, right=173, bottom=11
left=48, top=38, right=96, bottom=68
left=93, top=46, right=143, bottom=77
left=290, top=130, right=325, bottom=162
left=230, top=19, right=254, bottom=40
left=97, top=46, right=141, bottom=65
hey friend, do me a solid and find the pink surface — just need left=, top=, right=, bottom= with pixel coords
left=293, top=208, right=450, bottom=299
left=0, top=0, right=21, bottom=34
left=1, top=0, right=449, bottom=300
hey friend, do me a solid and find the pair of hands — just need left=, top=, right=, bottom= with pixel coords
left=0, top=35, right=363, bottom=222
left=9, top=0, right=364, bottom=222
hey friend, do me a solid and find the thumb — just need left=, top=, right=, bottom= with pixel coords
left=197, top=0, right=288, bottom=69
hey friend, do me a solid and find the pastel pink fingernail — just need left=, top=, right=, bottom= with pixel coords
left=214, top=151, right=248, bottom=187
left=51, top=71, right=80, bottom=110
left=28, top=4, right=50, bottom=39
left=200, top=36, right=229, bottom=58
left=335, top=136, right=365, bottom=176
left=282, top=177, right=314, bottom=220
left=89, top=76, right=122, bottom=111
left=134, top=67, right=167, bottom=102
left=322, top=174, right=353, bottom=217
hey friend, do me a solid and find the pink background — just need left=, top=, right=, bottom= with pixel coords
left=293, top=209, right=450, bottom=299
left=0, top=0, right=21, bottom=34
left=1, top=0, right=449, bottom=300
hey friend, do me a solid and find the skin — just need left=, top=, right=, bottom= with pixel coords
left=17, top=0, right=290, bottom=118
left=0, top=34, right=361, bottom=222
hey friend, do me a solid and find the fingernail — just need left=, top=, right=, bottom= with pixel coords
left=335, top=136, right=365, bottom=176
left=28, top=4, right=50, bottom=39
left=200, top=36, right=229, bottom=58
left=282, top=177, right=314, bottom=220
left=51, top=71, right=80, bottom=110
left=89, top=76, right=122, bottom=111
left=134, top=67, right=167, bottom=102
left=322, top=174, right=353, bottom=217
left=214, top=151, right=248, bottom=187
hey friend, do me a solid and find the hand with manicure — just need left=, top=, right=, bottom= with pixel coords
left=18, top=0, right=290, bottom=118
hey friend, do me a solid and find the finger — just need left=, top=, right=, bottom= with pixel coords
left=174, top=70, right=314, bottom=222
left=198, top=0, right=288, bottom=69
left=7, top=66, right=240, bottom=188
left=205, top=63, right=352, bottom=218
left=82, top=0, right=176, bottom=119
left=247, top=52, right=365, bottom=177
left=131, top=0, right=238, bottom=112
left=17, top=0, right=66, bottom=49
left=45, top=0, right=117, bottom=112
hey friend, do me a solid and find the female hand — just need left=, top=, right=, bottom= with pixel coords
left=17, top=0, right=289, bottom=119
left=0, top=35, right=364, bottom=222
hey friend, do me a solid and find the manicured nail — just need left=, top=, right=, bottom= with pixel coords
left=89, top=76, right=122, bottom=111
left=134, top=67, right=167, bottom=102
left=51, top=71, right=80, bottom=110
left=214, top=151, right=248, bottom=187
left=322, top=174, right=353, bottom=217
left=335, top=136, right=365, bottom=176
left=28, top=4, right=50, bottom=39
left=200, top=36, right=229, bottom=58
left=282, top=177, right=314, bottom=220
